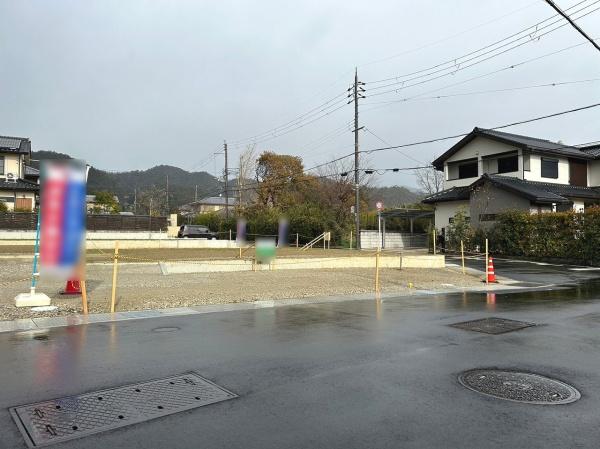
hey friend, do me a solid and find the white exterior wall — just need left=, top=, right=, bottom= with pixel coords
left=589, top=160, right=600, bottom=186
left=572, top=199, right=585, bottom=213
left=523, top=153, right=570, bottom=184
left=0, top=154, right=22, bottom=179
left=443, top=137, right=521, bottom=189
left=434, top=200, right=469, bottom=231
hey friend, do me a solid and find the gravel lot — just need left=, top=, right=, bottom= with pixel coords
left=0, top=258, right=482, bottom=321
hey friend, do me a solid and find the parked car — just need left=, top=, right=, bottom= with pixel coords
left=177, top=225, right=218, bottom=239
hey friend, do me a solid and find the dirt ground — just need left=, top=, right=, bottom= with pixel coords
left=0, top=257, right=482, bottom=321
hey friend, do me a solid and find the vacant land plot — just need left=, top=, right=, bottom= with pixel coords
left=0, top=246, right=413, bottom=262
left=0, top=259, right=480, bottom=320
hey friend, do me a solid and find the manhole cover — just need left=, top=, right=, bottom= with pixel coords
left=450, top=317, right=535, bottom=334
left=458, top=369, right=580, bottom=404
left=10, top=372, right=237, bottom=447
left=151, top=326, right=180, bottom=333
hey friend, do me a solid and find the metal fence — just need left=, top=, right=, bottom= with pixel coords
left=0, top=212, right=168, bottom=231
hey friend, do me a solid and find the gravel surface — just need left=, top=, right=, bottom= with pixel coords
left=0, top=260, right=482, bottom=321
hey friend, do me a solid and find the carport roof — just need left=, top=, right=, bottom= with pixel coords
left=379, top=208, right=434, bottom=219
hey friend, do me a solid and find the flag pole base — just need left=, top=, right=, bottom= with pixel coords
left=15, top=291, right=51, bottom=308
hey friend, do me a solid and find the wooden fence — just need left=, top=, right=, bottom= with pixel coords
left=0, top=212, right=168, bottom=231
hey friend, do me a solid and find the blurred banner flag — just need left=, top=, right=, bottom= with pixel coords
left=39, top=160, right=87, bottom=277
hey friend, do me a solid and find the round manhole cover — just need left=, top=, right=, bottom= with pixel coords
left=458, top=369, right=580, bottom=404
left=151, top=326, right=180, bottom=333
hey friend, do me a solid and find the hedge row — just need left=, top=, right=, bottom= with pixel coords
left=448, top=208, right=600, bottom=266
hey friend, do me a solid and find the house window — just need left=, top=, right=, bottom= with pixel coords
left=0, top=156, right=4, bottom=175
left=479, top=214, right=497, bottom=222
left=497, top=155, right=518, bottom=174
left=541, top=157, right=559, bottom=179
left=0, top=197, right=14, bottom=203
left=458, top=161, right=478, bottom=179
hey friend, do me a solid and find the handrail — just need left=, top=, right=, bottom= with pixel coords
left=301, top=232, right=325, bottom=251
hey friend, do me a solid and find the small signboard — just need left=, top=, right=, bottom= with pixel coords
left=324, top=232, right=331, bottom=241
left=376, top=201, right=384, bottom=211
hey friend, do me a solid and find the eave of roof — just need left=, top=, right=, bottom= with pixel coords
left=422, top=186, right=470, bottom=204
left=432, top=128, right=594, bottom=169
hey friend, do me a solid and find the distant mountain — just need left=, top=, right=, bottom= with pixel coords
left=30, top=151, right=422, bottom=212
left=365, top=185, right=423, bottom=209
left=31, top=151, right=222, bottom=211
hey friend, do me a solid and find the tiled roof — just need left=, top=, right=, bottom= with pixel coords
left=0, top=179, right=40, bottom=192
left=432, top=128, right=594, bottom=169
left=475, top=174, right=600, bottom=204
left=423, top=175, right=600, bottom=206
left=195, top=196, right=230, bottom=205
left=422, top=186, right=470, bottom=204
left=0, top=135, right=30, bottom=154
left=580, top=143, right=600, bottom=158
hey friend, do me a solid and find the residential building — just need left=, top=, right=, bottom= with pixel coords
left=423, top=128, right=600, bottom=231
left=0, top=135, right=39, bottom=211
left=178, top=196, right=235, bottom=216
left=86, top=194, right=120, bottom=213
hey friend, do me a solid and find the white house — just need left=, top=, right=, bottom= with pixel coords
left=423, top=128, right=600, bottom=231
left=0, top=135, right=39, bottom=211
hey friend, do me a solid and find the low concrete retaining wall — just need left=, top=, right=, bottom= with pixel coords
left=162, top=254, right=445, bottom=274
left=0, top=231, right=238, bottom=249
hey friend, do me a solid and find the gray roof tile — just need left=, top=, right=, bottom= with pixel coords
left=0, top=179, right=40, bottom=192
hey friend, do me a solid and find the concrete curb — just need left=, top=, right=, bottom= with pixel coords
left=0, top=279, right=558, bottom=334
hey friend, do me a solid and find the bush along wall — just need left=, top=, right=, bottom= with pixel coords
left=452, top=207, right=600, bottom=266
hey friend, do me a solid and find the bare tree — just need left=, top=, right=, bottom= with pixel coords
left=416, top=166, right=444, bottom=195
left=237, top=144, right=257, bottom=207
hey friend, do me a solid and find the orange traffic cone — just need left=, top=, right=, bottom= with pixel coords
left=61, top=279, right=82, bottom=295
left=486, top=256, right=498, bottom=283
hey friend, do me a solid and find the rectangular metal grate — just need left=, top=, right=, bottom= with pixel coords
left=10, top=372, right=237, bottom=448
left=449, top=317, right=535, bottom=335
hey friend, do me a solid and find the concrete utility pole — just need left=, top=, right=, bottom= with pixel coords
left=165, top=175, right=169, bottom=215
left=543, top=0, right=600, bottom=53
left=194, top=185, right=198, bottom=202
left=224, top=140, right=229, bottom=218
left=351, top=68, right=365, bottom=249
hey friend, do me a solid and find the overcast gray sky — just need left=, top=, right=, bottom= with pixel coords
left=1, top=0, right=599, bottom=187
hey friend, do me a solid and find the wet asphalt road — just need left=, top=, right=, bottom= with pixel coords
left=2, top=261, right=600, bottom=448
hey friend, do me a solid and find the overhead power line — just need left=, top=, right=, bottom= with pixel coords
left=366, top=0, right=597, bottom=86
left=362, top=101, right=600, bottom=155
left=362, top=77, right=600, bottom=105
left=360, top=1, right=540, bottom=67
left=361, top=39, right=596, bottom=114
left=544, top=0, right=600, bottom=52
left=305, top=100, right=600, bottom=170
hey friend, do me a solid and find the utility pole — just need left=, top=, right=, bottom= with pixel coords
left=166, top=175, right=169, bottom=215
left=133, top=187, right=137, bottom=215
left=224, top=140, right=229, bottom=218
left=194, top=185, right=198, bottom=202
left=349, top=68, right=365, bottom=249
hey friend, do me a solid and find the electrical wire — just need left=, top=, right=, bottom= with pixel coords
left=365, top=4, right=600, bottom=99
left=306, top=100, right=600, bottom=171
left=366, top=0, right=596, bottom=86
left=359, top=1, right=540, bottom=67
left=360, top=39, right=596, bottom=114
left=362, top=77, right=600, bottom=106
